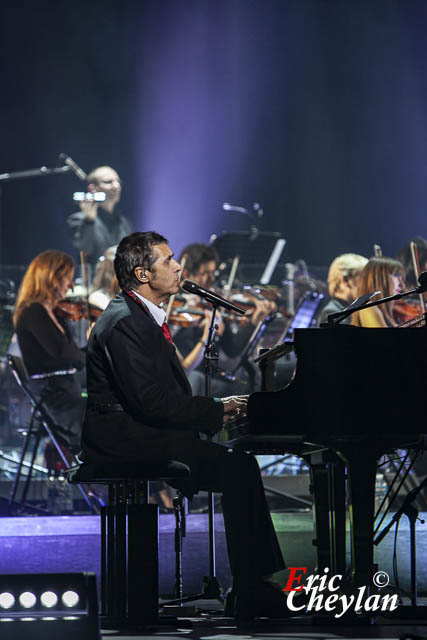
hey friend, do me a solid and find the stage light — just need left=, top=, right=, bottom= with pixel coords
left=19, top=591, right=37, bottom=608
left=40, top=591, right=58, bottom=608
left=0, top=573, right=100, bottom=639
left=0, top=592, right=15, bottom=609
left=62, top=590, right=79, bottom=607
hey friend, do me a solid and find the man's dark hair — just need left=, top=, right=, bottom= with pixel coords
left=114, top=231, right=168, bottom=291
left=179, top=243, right=219, bottom=276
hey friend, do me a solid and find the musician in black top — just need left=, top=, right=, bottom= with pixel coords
left=81, top=231, right=290, bottom=619
left=13, top=250, right=86, bottom=445
left=318, top=253, right=368, bottom=325
left=67, top=166, right=132, bottom=267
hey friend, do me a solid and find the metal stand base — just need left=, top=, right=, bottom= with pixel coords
left=383, top=605, right=427, bottom=620
left=163, top=493, right=224, bottom=609
left=101, top=615, right=193, bottom=630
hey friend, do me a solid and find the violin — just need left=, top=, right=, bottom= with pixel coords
left=393, top=298, right=424, bottom=324
left=168, top=305, right=205, bottom=327
left=166, top=291, right=253, bottom=327
left=394, top=241, right=427, bottom=325
left=56, top=298, right=103, bottom=322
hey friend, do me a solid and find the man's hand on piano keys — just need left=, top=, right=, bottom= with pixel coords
left=221, top=395, right=248, bottom=423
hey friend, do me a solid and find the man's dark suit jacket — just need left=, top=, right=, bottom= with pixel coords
left=81, top=292, right=224, bottom=466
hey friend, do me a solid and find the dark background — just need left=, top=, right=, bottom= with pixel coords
left=1, top=0, right=427, bottom=270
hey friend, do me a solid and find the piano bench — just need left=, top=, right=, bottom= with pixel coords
left=68, top=460, right=190, bottom=628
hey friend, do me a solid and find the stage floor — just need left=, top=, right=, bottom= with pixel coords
left=1, top=513, right=427, bottom=638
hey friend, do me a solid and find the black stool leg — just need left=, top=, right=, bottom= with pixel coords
left=106, top=484, right=117, bottom=618
left=100, top=503, right=107, bottom=615
left=128, top=503, right=159, bottom=623
left=115, top=493, right=127, bottom=619
left=100, top=479, right=161, bottom=627
left=173, top=493, right=186, bottom=599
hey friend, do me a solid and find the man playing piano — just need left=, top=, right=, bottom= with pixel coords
left=81, top=231, right=292, bottom=619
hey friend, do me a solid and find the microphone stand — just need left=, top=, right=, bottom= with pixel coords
left=165, top=302, right=225, bottom=608
left=374, top=477, right=427, bottom=610
left=202, top=302, right=223, bottom=600
left=166, top=285, right=245, bottom=611
left=0, top=165, right=71, bottom=182
left=0, top=164, right=71, bottom=269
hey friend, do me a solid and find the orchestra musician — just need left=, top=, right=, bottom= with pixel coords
left=88, top=246, right=120, bottom=311
left=396, top=236, right=427, bottom=289
left=318, top=253, right=368, bottom=325
left=350, top=256, right=405, bottom=327
left=174, top=243, right=276, bottom=395
left=13, top=250, right=86, bottom=447
left=81, top=231, right=293, bottom=619
left=67, top=166, right=133, bottom=268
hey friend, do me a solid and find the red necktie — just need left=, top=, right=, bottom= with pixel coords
left=161, top=321, right=173, bottom=344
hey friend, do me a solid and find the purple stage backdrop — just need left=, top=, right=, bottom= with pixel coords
left=1, top=1, right=427, bottom=266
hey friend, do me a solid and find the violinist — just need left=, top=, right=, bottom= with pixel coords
left=350, top=256, right=405, bottom=328
left=173, top=243, right=276, bottom=394
left=88, top=245, right=120, bottom=311
left=393, top=238, right=427, bottom=323
left=396, top=237, right=427, bottom=289
left=318, top=253, right=368, bottom=325
left=13, top=250, right=86, bottom=446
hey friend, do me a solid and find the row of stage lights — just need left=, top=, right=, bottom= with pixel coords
left=0, top=573, right=101, bottom=640
left=0, top=588, right=79, bottom=611
left=0, top=573, right=99, bottom=638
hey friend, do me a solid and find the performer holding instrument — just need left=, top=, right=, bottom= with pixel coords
left=13, top=250, right=86, bottom=447
left=351, top=256, right=405, bottom=327
left=88, top=245, right=120, bottom=311
left=173, top=243, right=276, bottom=395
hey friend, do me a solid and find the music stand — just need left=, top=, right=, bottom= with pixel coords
left=210, top=231, right=286, bottom=285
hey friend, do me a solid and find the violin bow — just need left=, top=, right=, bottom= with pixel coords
left=410, top=241, right=426, bottom=312
left=79, top=250, right=91, bottom=321
left=166, top=255, right=186, bottom=321
left=223, top=255, right=240, bottom=300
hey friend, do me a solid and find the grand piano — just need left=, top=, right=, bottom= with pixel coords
left=225, top=326, right=427, bottom=588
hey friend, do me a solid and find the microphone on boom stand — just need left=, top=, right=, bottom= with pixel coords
left=181, top=280, right=246, bottom=315
left=58, top=153, right=87, bottom=181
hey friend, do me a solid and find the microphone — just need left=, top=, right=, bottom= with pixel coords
left=222, top=202, right=249, bottom=215
left=181, top=280, right=246, bottom=314
left=59, top=153, right=87, bottom=181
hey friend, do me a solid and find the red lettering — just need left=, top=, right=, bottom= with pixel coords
left=282, top=567, right=307, bottom=592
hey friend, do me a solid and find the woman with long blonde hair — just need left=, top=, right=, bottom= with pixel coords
left=88, top=245, right=120, bottom=310
left=351, top=256, right=405, bottom=327
left=14, top=250, right=86, bottom=445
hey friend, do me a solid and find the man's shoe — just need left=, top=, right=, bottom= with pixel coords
left=225, top=581, right=307, bottom=620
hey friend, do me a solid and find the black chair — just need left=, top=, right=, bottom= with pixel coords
left=68, top=459, right=191, bottom=628
left=7, top=354, right=94, bottom=512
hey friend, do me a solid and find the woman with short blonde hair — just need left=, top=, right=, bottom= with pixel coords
left=327, top=253, right=369, bottom=298
left=318, top=253, right=368, bottom=325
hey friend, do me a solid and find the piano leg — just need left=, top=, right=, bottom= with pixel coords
left=341, top=447, right=378, bottom=589
left=308, top=455, right=331, bottom=571
left=308, top=452, right=346, bottom=575
left=328, top=456, right=346, bottom=577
